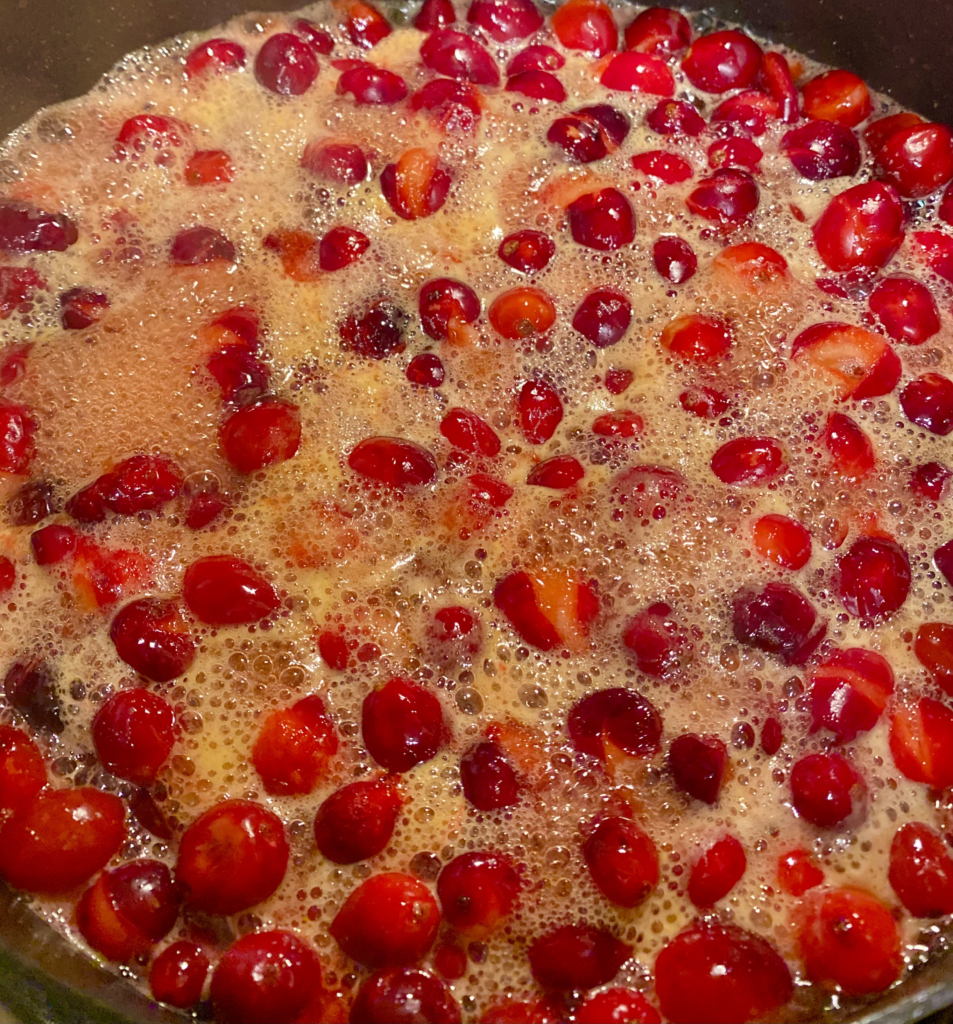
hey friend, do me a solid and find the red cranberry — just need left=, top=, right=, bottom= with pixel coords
left=319, top=225, right=370, bottom=270
left=942, top=182, right=953, bottom=224
left=645, top=98, right=705, bottom=137
left=655, top=922, right=792, bottom=1023
left=185, top=492, right=227, bottom=529
left=255, top=32, right=318, bottom=95
left=791, top=321, right=900, bottom=400
left=517, top=379, right=563, bottom=444
left=101, top=454, right=184, bottom=515
left=0, top=556, right=13, bottom=593
left=568, top=188, right=635, bottom=250
left=184, top=149, right=235, bottom=185
left=337, top=64, right=408, bottom=104
left=0, top=267, right=43, bottom=319
left=605, top=367, right=634, bottom=394
left=420, top=30, right=499, bottom=86
left=631, top=150, right=692, bottom=184
left=30, top=524, right=77, bottom=565
left=315, top=779, right=401, bottom=863
left=316, top=631, right=349, bottom=671
left=480, top=999, right=561, bottom=1023
left=340, top=299, right=406, bottom=359
left=653, top=235, right=697, bottom=284
left=791, top=752, right=865, bottom=828
left=572, top=288, right=632, bottom=348
left=362, top=677, right=446, bottom=772
left=0, top=341, right=31, bottom=384
left=407, top=352, right=445, bottom=387
left=688, top=835, right=746, bottom=907
left=916, top=622, right=953, bottom=694
left=184, top=38, right=246, bottom=77
left=526, top=455, right=584, bottom=489
left=428, top=606, right=482, bottom=669
left=0, top=725, right=46, bottom=816
left=411, top=79, right=482, bottom=133
left=732, top=581, right=825, bottom=665
left=293, top=18, right=334, bottom=54
left=625, top=6, right=690, bottom=54
left=419, top=278, right=480, bottom=340
left=460, top=740, right=519, bottom=810
left=567, top=688, right=663, bottom=761
left=438, top=851, right=521, bottom=936
left=0, top=401, right=35, bottom=475
left=415, top=0, right=456, bottom=30
left=592, top=410, right=642, bottom=437
left=889, top=822, right=953, bottom=918
left=551, top=0, right=618, bottom=56
left=183, top=555, right=279, bottom=625
left=343, top=1, right=392, bottom=48
left=777, top=848, right=824, bottom=896
left=498, top=229, right=555, bottom=273
left=150, top=941, right=210, bottom=1009
left=467, top=0, right=542, bottom=41
left=668, top=733, right=728, bottom=804
left=866, top=111, right=925, bottom=153
left=936, top=538, right=953, bottom=587
left=911, top=461, right=951, bottom=501
left=60, top=286, right=109, bottom=329
left=170, top=225, right=236, bottom=265
left=753, top=514, right=811, bottom=570
left=711, top=436, right=785, bottom=485
left=679, top=385, right=730, bottom=419
left=331, top=872, right=439, bottom=966
left=612, top=464, right=685, bottom=520
left=686, top=169, right=759, bottom=226
left=493, top=572, right=557, bottom=650
left=576, top=989, right=660, bottom=1024
left=601, top=52, right=674, bottom=97
left=529, top=924, right=631, bottom=989
left=707, top=136, right=763, bottom=172
left=110, top=598, right=195, bottom=682
left=349, top=436, right=438, bottom=488
left=890, top=697, right=953, bottom=788
left=547, top=115, right=607, bottom=163
left=507, top=70, right=566, bottom=102
left=869, top=276, right=939, bottom=345
left=914, top=229, right=953, bottom=284
left=681, top=30, right=762, bottom=93
left=901, top=372, right=953, bottom=434
left=876, top=123, right=953, bottom=198
left=803, top=69, right=871, bottom=126
left=0, top=201, right=77, bottom=252
left=711, top=90, right=779, bottom=135
left=92, top=689, right=175, bottom=785
left=351, top=968, right=461, bottom=1024
left=301, top=140, right=369, bottom=184
left=623, top=603, right=686, bottom=677
left=584, top=816, right=659, bottom=907
left=823, top=412, right=874, bottom=482
left=759, top=50, right=799, bottom=122
left=837, top=536, right=910, bottom=621
left=661, top=312, right=732, bottom=363
left=251, top=694, right=338, bottom=796
left=440, top=408, right=501, bottom=456
left=6, top=479, right=54, bottom=527
left=3, top=659, right=63, bottom=734
left=781, top=120, right=861, bottom=179
left=467, top=473, right=514, bottom=507
left=812, top=182, right=904, bottom=272
left=507, top=44, right=564, bottom=74
left=208, top=344, right=269, bottom=402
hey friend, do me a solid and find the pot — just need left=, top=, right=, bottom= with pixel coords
left=0, top=3, right=951, bottom=1022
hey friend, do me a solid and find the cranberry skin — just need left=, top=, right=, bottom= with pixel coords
left=341, top=299, right=406, bottom=359
left=30, top=524, right=77, bottom=566
left=572, top=288, right=632, bottom=348
left=911, top=460, right=952, bottom=501
left=406, top=352, right=445, bottom=388
left=460, top=740, right=519, bottom=810
left=732, top=581, right=824, bottom=665
left=416, top=0, right=456, bottom=30
left=331, top=872, right=440, bottom=967
left=583, top=816, right=659, bottom=908
left=799, top=888, right=901, bottom=996
left=686, top=169, right=759, bottom=226
left=547, top=115, right=607, bottom=163
left=351, top=968, right=461, bottom=1024
left=526, top=455, right=584, bottom=489
left=0, top=201, right=78, bottom=253
left=517, top=379, right=563, bottom=443
left=753, top=514, right=812, bottom=570
left=170, top=225, right=235, bottom=265
left=498, top=230, right=555, bottom=273
left=889, top=822, right=953, bottom=918
left=653, top=236, right=697, bottom=284
left=568, top=189, right=635, bottom=251
left=0, top=788, right=126, bottom=894
left=315, top=779, right=401, bottom=864
left=183, top=555, right=279, bottom=625
left=362, top=677, right=446, bottom=773
left=252, top=695, right=338, bottom=796
left=630, top=150, right=692, bottom=184
left=529, top=924, right=631, bottom=990
left=646, top=98, right=705, bottom=137
left=623, top=604, right=684, bottom=677
left=812, top=182, right=904, bottom=273
left=506, top=70, right=566, bottom=102
left=593, top=411, right=642, bottom=438
left=681, top=30, right=763, bottom=93
left=0, top=401, right=36, bottom=475
left=337, top=64, right=408, bottom=104
left=711, top=436, right=785, bottom=485
left=810, top=647, right=895, bottom=742
left=901, top=372, right=953, bottom=435
left=467, top=0, right=542, bottom=42
left=348, top=437, right=438, bottom=488
left=184, top=38, right=246, bottom=77
left=507, top=44, right=564, bottom=74
left=575, top=989, right=661, bottom=1024
left=876, top=123, right=953, bottom=198
left=101, top=454, right=183, bottom=515
left=791, top=752, right=865, bottom=828
left=4, top=659, right=63, bottom=734
left=824, top=411, right=875, bottom=481
left=92, top=689, right=175, bottom=785
left=493, top=572, right=559, bottom=650
left=836, top=536, right=911, bottom=621
left=440, top=408, right=501, bottom=456
left=605, top=368, right=634, bottom=395
left=601, top=52, right=675, bottom=97
left=221, top=399, right=301, bottom=473
left=661, top=313, right=732, bottom=363
left=916, top=622, right=953, bottom=693
left=708, top=136, right=763, bottom=172
left=301, top=140, right=369, bottom=184
left=781, top=120, right=861, bottom=180
left=870, top=276, right=941, bottom=346
left=777, top=848, right=824, bottom=896
left=60, top=286, right=109, bottom=330
left=420, top=30, right=499, bottom=86
left=319, top=225, right=370, bottom=270
left=255, top=33, right=318, bottom=95
left=551, top=0, right=618, bottom=56
left=150, top=941, right=210, bottom=1009
left=625, top=7, right=691, bottom=55
left=109, top=598, right=195, bottom=682
left=0, top=267, right=43, bottom=320
left=668, top=733, right=728, bottom=805
left=419, top=278, right=480, bottom=340
left=438, top=852, right=521, bottom=936
left=689, top=835, right=746, bottom=907
left=0, top=725, right=46, bottom=816
left=655, top=922, right=793, bottom=1024
left=567, top=688, right=663, bottom=761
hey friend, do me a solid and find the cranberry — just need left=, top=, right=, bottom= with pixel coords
left=812, top=181, right=904, bottom=272
left=622, top=603, right=685, bottom=677
left=567, top=688, right=663, bottom=761
left=415, top=0, right=455, bottom=30
left=575, top=989, right=660, bottom=1024
left=411, top=78, right=482, bottom=133
left=625, top=7, right=690, bottom=54
left=3, top=659, right=63, bottom=734
left=913, top=228, right=953, bottom=284
left=732, top=581, right=825, bottom=665
left=686, top=169, right=759, bottom=226
left=550, top=0, right=618, bottom=55
left=337, top=64, right=407, bottom=104
left=508, top=44, right=564, bottom=74
left=889, top=822, right=953, bottom=918
left=781, top=120, right=861, bottom=179
left=571, top=288, right=632, bottom=349
left=420, top=30, right=499, bottom=86
left=791, top=752, right=865, bottom=828
left=823, top=412, right=874, bottom=481
left=0, top=788, right=125, bottom=893
left=109, top=598, right=195, bottom=682
left=601, top=52, right=674, bottom=97
left=526, top=455, right=584, bottom=488
left=440, top=408, right=501, bottom=456
left=688, top=835, right=746, bottom=907
left=419, top=279, right=480, bottom=340
left=916, top=622, right=953, bottom=694
left=380, top=149, right=451, bottom=219
left=655, top=922, right=793, bottom=1024
left=293, top=18, right=335, bottom=53
left=183, top=555, right=279, bottom=625
left=505, top=69, right=565, bottom=102
left=631, top=150, right=692, bottom=184
left=660, top=312, right=732, bottom=363
left=348, top=437, right=438, bottom=488
left=92, top=688, right=175, bottom=785
left=799, top=888, right=901, bottom=996
left=480, top=999, right=561, bottom=1023
left=362, top=677, right=446, bottom=772
left=0, top=340, right=31, bottom=383
left=707, top=136, right=763, bottom=172
left=466, top=473, right=514, bottom=507
left=488, top=286, right=555, bottom=339
left=668, top=733, right=728, bottom=804
left=712, top=90, right=779, bottom=135
left=341, top=299, right=406, bottom=359
left=901, top=372, right=953, bottom=435
left=351, top=968, right=461, bottom=1024
left=653, top=236, right=697, bottom=284
left=255, top=32, right=318, bottom=95
left=583, top=816, right=658, bottom=907
left=314, top=779, right=401, bottom=863
left=102, top=454, right=184, bottom=516
left=5, top=479, right=52, bottom=529
left=0, top=267, right=43, bottom=320
left=427, top=606, right=482, bottom=669
left=547, top=115, right=608, bottom=163
left=753, top=514, right=811, bottom=570
left=185, top=492, right=228, bottom=529
left=568, top=188, right=635, bottom=251
left=184, top=149, right=235, bottom=185
left=150, top=941, right=210, bottom=1009
left=184, top=38, right=245, bottom=77
left=679, top=385, right=730, bottom=420
left=613, top=464, right=685, bottom=519
left=319, top=225, right=370, bottom=270
left=468, top=0, right=542, bottom=41
left=937, top=538, right=953, bottom=587
left=711, top=436, right=785, bottom=485
left=30, top=524, right=77, bottom=565
left=60, top=286, right=108, bottom=330
left=495, top=572, right=559, bottom=651
left=0, top=401, right=35, bottom=475
left=803, top=69, right=872, bottom=126
left=460, top=740, right=519, bottom=810
left=764, top=721, right=784, bottom=753
left=912, top=461, right=952, bottom=501
left=942, top=182, right=953, bottom=223
left=681, top=30, right=762, bottom=93
left=836, top=535, right=910, bottom=621
left=529, top=923, right=630, bottom=989
left=792, top=321, right=899, bottom=400
left=870, top=275, right=940, bottom=345
left=890, top=697, right=953, bottom=787
left=301, top=140, right=369, bottom=184
left=592, top=410, right=642, bottom=437
left=170, top=225, right=236, bottom=265
left=0, top=725, right=45, bottom=816
left=498, top=229, right=555, bottom=273
left=777, top=849, right=824, bottom=896
left=605, top=367, right=634, bottom=394
left=438, top=851, right=521, bottom=937
left=208, top=345, right=269, bottom=403
left=759, top=50, right=799, bottom=122
left=0, top=201, right=77, bottom=252
left=251, top=694, right=338, bottom=796
left=866, top=111, right=926, bottom=153
left=343, top=0, right=392, bottom=48
left=646, top=99, right=705, bottom=137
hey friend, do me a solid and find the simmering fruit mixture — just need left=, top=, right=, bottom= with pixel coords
left=2, top=1, right=953, bottom=1021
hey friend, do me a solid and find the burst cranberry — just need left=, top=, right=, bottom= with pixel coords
left=568, top=688, right=663, bottom=761
left=870, top=275, right=940, bottom=345
left=866, top=111, right=926, bottom=153
left=314, top=779, right=401, bottom=864
left=0, top=401, right=35, bottom=476
left=812, top=181, right=904, bottom=272
left=208, top=345, right=269, bottom=403
left=668, top=733, right=728, bottom=804
left=184, top=149, right=235, bottom=185
left=438, top=852, right=521, bottom=937
left=625, top=7, right=690, bottom=54
left=440, top=409, right=501, bottom=457
left=30, top=523, right=77, bottom=565
left=411, top=78, right=482, bottom=133
left=803, top=69, right=871, bottom=126
left=352, top=968, right=461, bottom=1024
left=362, top=677, right=446, bottom=773
left=791, top=752, right=865, bottom=828
left=0, top=267, right=43, bottom=319
left=102, top=454, right=184, bottom=515
left=575, top=989, right=660, bottom=1024
left=4, top=660, right=63, bottom=734
left=601, top=52, right=674, bottom=96
left=467, top=473, right=514, bottom=507
left=92, top=688, right=175, bottom=785
left=529, top=924, right=630, bottom=989
left=0, top=725, right=45, bottom=816
left=753, top=514, right=811, bottom=570
left=711, top=90, right=779, bottom=135
left=109, top=598, right=195, bottom=682
left=185, top=492, right=228, bottom=529
left=420, top=29, right=499, bottom=86
left=293, top=18, right=334, bottom=53
left=913, top=229, right=953, bottom=283
left=681, top=30, right=762, bottom=93
left=652, top=235, right=697, bottom=284
left=498, top=230, right=555, bottom=273
left=781, top=120, right=861, bottom=179
left=184, top=38, right=246, bottom=77
left=911, top=461, right=951, bottom=501
left=592, top=410, right=642, bottom=437
left=901, top=372, right=953, bottom=435
left=799, top=888, right=901, bottom=996
left=319, top=225, right=370, bottom=270
left=568, top=188, right=635, bottom=251
left=916, top=622, right=953, bottom=694
left=655, top=922, right=793, bottom=1024
left=623, top=603, right=685, bottom=677
left=170, top=225, right=236, bottom=265
left=526, top=455, right=583, bottom=488
left=342, top=0, right=391, bottom=47
left=220, top=399, right=301, bottom=473
left=711, top=436, right=785, bottom=485
left=419, top=279, right=480, bottom=340
left=760, top=50, right=798, bottom=121
left=150, top=941, right=210, bottom=1009
left=337, top=64, right=407, bottom=104
left=251, top=694, right=338, bottom=796
left=645, top=99, right=705, bottom=138
left=460, top=740, right=519, bottom=810
left=792, top=321, right=899, bottom=400
left=0, top=787, right=125, bottom=893
left=507, top=71, right=565, bottom=102
left=255, top=32, right=318, bottom=95
left=507, top=44, right=564, bottom=74
left=490, top=286, right=555, bottom=340
left=348, top=437, right=438, bottom=488
left=836, top=535, right=910, bottom=621
left=301, top=140, right=369, bottom=184
left=551, top=0, right=617, bottom=55
left=571, top=288, right=632, bottom=348
left=707, top=136, right=763, bottom=172
left=660, top=313, right=731, bottom=363
left=583, top=816, right=659, bottom=908
left=416, top=0, right=455, bottom=29
left=809, top=647, right=894, bottom=743
left=60, top=286, right=108, bottom=330
left=468, top=0, right=542, bottom=41
left=403, top=353, right=443, bottom=389
left=341, top=299, right=406, bottom=359
left=0, top=200, right=78, bottom=252
left=605, top=367, right=634, bottom=394
left=493, top=571, right=596, bottom=651
left=777, top=849, right=824, bottom=896
left=631, top=150, right=692, bottom=184
left=183, top=555, right=279, bottom=625
left=732, top=581, right=824, bottom=665
left=688, top=835, right=746, bottom=907
left=0, top=556, right=13, bottom=593
left=889, top=822, right=953, bottom=918
left=890, top=697, right=953, bottom=787
left=547, top=115, right=608, bottom=163
left=824, top=412, right=874, bottom=481
left=679, top=385, right=730, bottom=419
left=686, top=169, right=759, bottom=226
left=380, top=149, right=451, bottom=219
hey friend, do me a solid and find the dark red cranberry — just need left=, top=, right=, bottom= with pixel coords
left=460, top=740, right=519, bottom=810
left=292, top=18, right=334, bottom=54
left=601, top=52, right=674, bottom=96
left=547, top=115, right=607, bottom=163
left=710, top=436, right=785, bottom=485
left=406, top=352, right=445, bottom=387
left=185, top=492, right=227, bottom=529
left=341, top=299, right=406, bottom=359
left=440, top=408, right=501, bottom=456
left=101, top=454, right=184, bottom=515
left=625, top=6, right=691, bottom=55
left=584, top=816, right=659, bottom=907
left=419, top=278, right=480, bottom=340
left=578, top=103, right=629, bottom=147
left=901, top=372, right=953, bottom=434
left=707, top=136, right=763, bottom=172
left=679, top=385, right=730, bottom=419
left=761, top=717, right=783, bottom=755
left=889, top=822, right=953, bottom=918
left=941, top=182, right=953, bottom=224
left=60, top=286, right=109, bottom=330
left=411, top=79, right=482, bottom=132
left=498, top=230, right=555, bottom=273
left=823, top=412, right=874, bottom=481
left=529, top=924, right=631, bottom=990
left=0, top=401, right=35, bottom=476
left=567, top=688, right=663, bottom=761
left=576, top=990, right=660, bottom=1024
left=781, top=120, right=861, bottom=180
left=732, top=582, right=825, bottom=665
left=568, top=188, right=635, bottom=250
left=415, top=0, right=456, bottom=30
left=184, top=38, right=246, bottom=77
left=170, top=226, right=236, bottom=265
left=6, top=479, right=55, bottom=526
left=420, top=29, right=499, bottom=86
left=221, top=399, right=301, bottom=473
left=129, top=789, right=172, bottom=842
left=681, top=30, right=763, bottom=93
left=319, top=225, right=370, bottom=270
left=337, top=64, right=408, bottom=104
left=668, top=733, right=728, bottom=804
left=837, top=536, right=910, bottom=621
left=467, top=473, right=514, bottom=507
left=623, top=603, right=686, bottom=677
left=572, top=288, right=632, bottom=348
left=760, top=50, right=799, bottom=122
left=183, top=555, right=279, bottom=625
left=0, top=341, right=31, bottom=384
left=362, top=677, right=446, bottom=772
left=689, top=835, right=746, bottom=907
left=506, top=70, right=566, bottom=101
left=0, top=557, right=13, bottom=593
left=316, top=630, right=349, bottom=671
left=604, top=367, right=633, bottom=394
left=526, top=455, right=584, bottom=489
left=592, top=410, right=642, bottom=437
left=686, top=169, right=759, bottom=226
left=911, top=461, right=951, bottom=501
left=711, top=90, right=779, bottom=135
left=428, top=606, right=482, bottom=666
left=0, top=268, right=43, bottom=319
left=934, top=539, right=953, bottom=587
left=30, top=523, right=77, bottom=565
left=438, top=852, right=521, bottom=935
left=300, top=139, right=369, bottom=184
left=3, top=659, right=63, bottom=734
left=150, top=940, right=210, bottom=1009
left=351, top=968, right=461, bottom=1024
left=255, top=32, right=319, bottom=95
left=207, top=344, right=270, bottom=403
left=517, top=379, right=562, bottom=444
left=348, top=436, right=438, bottom=488
left=646, top=98, right=705, bottom=137
left=0, top=201, right=77, bottom=253
left=110, top=598, right=195, bottom=682
left=493, top=572, right=558, bottom=650
left=791, top=752, right=865, bottom=828
left=914, top=229, right=953, bottom=284
left=467, top=0, right=542, bottom=41
left=812, top=182, right=904, bottom=273
left=630, top=150, right=692, bottom=184
left=869, top=276, right=940, bottom=345
left=653, top=235, right=697, bottom=283
left=315, top=779, right=401, bottom=863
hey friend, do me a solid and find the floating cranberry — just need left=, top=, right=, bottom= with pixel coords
left=812, top=181, right=904, bottom=272
left=668, top=733, right=728, bottom=804
left=293, top=18, right=334, bottom=53
left=512, top=383, right=562, bottom=449
left=184, top=38, right=246, bottom=77
left=438, top=851, right=521, bottom=937
left=936, top=538, right=953, bottom=587
left=301, top=140, right=369, bottom=184
left=732, top=581, right=824, bottom=665
left=526, top=455, right=584, bottom=489
left=0, top=201, right=78, bottom=252
left=911, top=461, right=951, bottom=501
left=416, top=0, right=456, bottom=29
left=913, top=229, right=953, bottom=284
left=60, top=286, right=109, bottom=330
left=468, top=0, right=542, bottom=41
left=0, top=401, right=35, bottom=475
left=255, top=32, right=318, bottom=95
left=803, top=69, right=872, bottom=126
left=460, top=740, right=519, bottom=810
left=777, top=848, right=824, bottom=896
left=781, top=120, right=861, bottom=180
left=942, top=182, right=953, bottom=224
left=889, top=822, right=953, bottom=918
left=689, top=835, right=746, bottom=907
left=711, top=90, right=779, bottom=135
left=319, top=225, right=370, bottom=270
left=420, top=29, right=499, bottom=86
left=707, top=136, right=763, bottom=172
left=381, top=149, right=451, bottom=220
left=823, top=412, right=874, bottom=481
left=653, top=236, right=697, bottom=284
left=568, top=688, right=663, bottom=761
left=341, top=299, right=406, bottom=359
left=92, top=688, right=175, bottom=785
left=753, top=514, right=811, bottom=570
left=529, top=923, right=630, bottom=989
left=494, top=572, right=556, bottom=650
left=623, top=603, right=685, bottom=677
left=583, top=816, right=659, bottom=907
left=184, top=492, right=227, bottom=529
left=551, top=0, right=618, bottom=55
left=348, top=437, right=438, bottom=488
left=631, top=150, right=692, bottom=184
left=901, top=372, right=953, bottom=435
left=315, top=779, right=401, bottom=864
left=30, top=524, right=77, bottom=565
left=440, top=408, right=501, bottom=456
left=592, top=410, right=642, bottom=437
left=655, top=922, right=793, bottom=1024
left=207, top=345, right=268, bottom=404
left=686, top=169, right=759, bottom=226
left=5, top=479, right=54, bottom=527
left=184, top=149, right=235, bottom=185
left=183, top=555, right=279, bottom=625
left=759, top=50, right=799, bottom=122
left=102, top=454, right=184, bottom=516
left=660, top=312, right=732, bottom=363
left=575, top=989, right=661, bottom=1024
left=572, top=288, right=632, bottom=348
left=799, top=888, right=901, bottom=996
left=411, top=78, right=482, bottom=133
left=0, top=556, right=13, bottom=593
left=915, top=622, right=953, bottom=694
left=351, top=968, right=461, bottom=1024
left=3, top=659, right=63, bottom=734
left=109, top=598, right=195, bottom=682
left=601, top=52, right=674, bottom=96
left=890, top=697, right=953, bottom=788
left=645, top=99, right=705, bottom=138
left=681, top=30, right=762, bottom=93
left=252, top=694, right=338, bottom=796
left=547, top=115, right=607, bottom=163
left=625, top=7, right=690, bottom=54
left=0, top=725, right=45, bottom=816
left=170, top=225, right=236, bottom=265
left=337, top=64, right=407, bottom=104
left=791, top=752, right=865, bottom=828
left=605, top=367, right=634, bottom=395
left=427, top=606, right=482, bottom=670
left=343, top=0, right=392, bottom=48
left=568, top=188, right=635, bottom=251
left=150, top=941, right=210, bottom=1009
left=489, top=286, right=555, bottom=341
left=837, top=536, right=910, bottom=621
left=507, top=44, right=564, bottom=74
left=869, top=275, right=940, bottom=345
left=419, top=279, right=480, bottom=340
left=402, top=352, right=444, bottom=391
left=711, top=436, right=785, bottom=485
left=497, top=231, right=555, bottom=275
left=679, top=385, right=730, bottom=420
left=506, top=70, right=566, bottom=102
left=792, top=321, right=899, bottom=400
left=866, top=111, right=926, bottom=153
left=362, top=677, right=446, bottom=772
left=466, top=473, right=514, bottom=509
left=0, top=787, right=125, bottom=893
